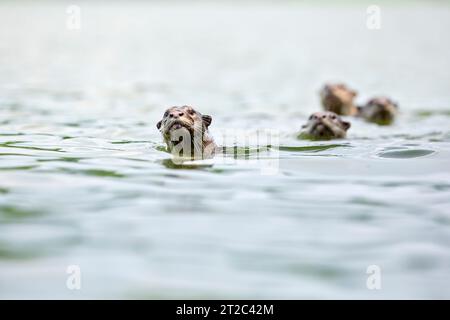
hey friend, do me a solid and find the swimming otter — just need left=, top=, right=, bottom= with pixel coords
left=320, top=83, right=358, bottom=116
left=299, top=111, right=351, bottom=140
left=156, top=105, right=216, bottom=159
left=357, top=97, right=398, bottom=125
left=320, top=83, right=399, bottom=125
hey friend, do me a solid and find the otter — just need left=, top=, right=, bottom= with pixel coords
left=156, top=105, right=216, bottom=159
left=320, top=83, right=358, bottom=116
left=320, top=83, right=399, bottom=125
left=357, top=96, right=398, bottom=125
left=299, top=111, right=351, bottom=140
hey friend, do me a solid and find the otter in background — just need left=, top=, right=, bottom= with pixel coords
left=358, top=97, right=398, bottom=125
left=320, top=83, right=358, bottom=116
left=299, top=111, right=351, bottom=140
left=320, top=83, right=399, bottom=125
left=156, top=105, right=216, bottom=160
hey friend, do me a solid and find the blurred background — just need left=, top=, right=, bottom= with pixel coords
left=0, top=0, right=449, bottom=299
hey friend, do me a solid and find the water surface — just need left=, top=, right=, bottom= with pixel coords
left=0, top=1, right=450, bottom=299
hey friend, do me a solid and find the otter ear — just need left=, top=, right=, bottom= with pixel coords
left=156, top=120, right=162, bottom=130
left=202, top=115, right=212, bottom=128
left=342, top=121, right=351, bottom=131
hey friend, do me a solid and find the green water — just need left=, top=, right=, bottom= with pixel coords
left=0, top=1, right=449, bottom=299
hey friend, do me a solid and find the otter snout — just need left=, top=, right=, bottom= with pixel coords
left=168, top=110, right=184, bottom=119
left=312, top=122, right=333, bottom=138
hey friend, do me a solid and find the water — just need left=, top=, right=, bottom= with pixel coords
left=1, top=1, right=450, bottom=299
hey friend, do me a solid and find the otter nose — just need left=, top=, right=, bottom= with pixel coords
left=169, top=111, right=184, bottom=118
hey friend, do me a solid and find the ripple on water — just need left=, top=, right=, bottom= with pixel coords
left=57, top=168, right=126, bottom=178
left=415, top=110, right=450, bottom=118
left=160, top=159, right=215, bottom=170
left=278, top=144, right=350, bottom=153
left=0, top=205, right=45, bottom=220
left=377, top=149, right=435, bottom=159
left=0, top=165, right=38, bottom=171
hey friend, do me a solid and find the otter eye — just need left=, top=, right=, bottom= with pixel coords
left=331, top=115, right=336, bottom=120
left=188, top=109, right=195, bottom=115
left=164, top=111, right=169, bottom=117
left=322, top=115, right=326, bottom=119
left=309, top=115, right=314, bottom=120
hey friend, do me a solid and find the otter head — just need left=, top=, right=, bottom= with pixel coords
left=300, top=111, right=351, bottom=140
left=320, top=83, right=358, bottom=116
left=360, top=97, right=398, bottom=125
left=156, top=105, right=215, bottom=159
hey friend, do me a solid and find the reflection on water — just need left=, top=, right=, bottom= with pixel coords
left=0, top=1, right=450, bottom=299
